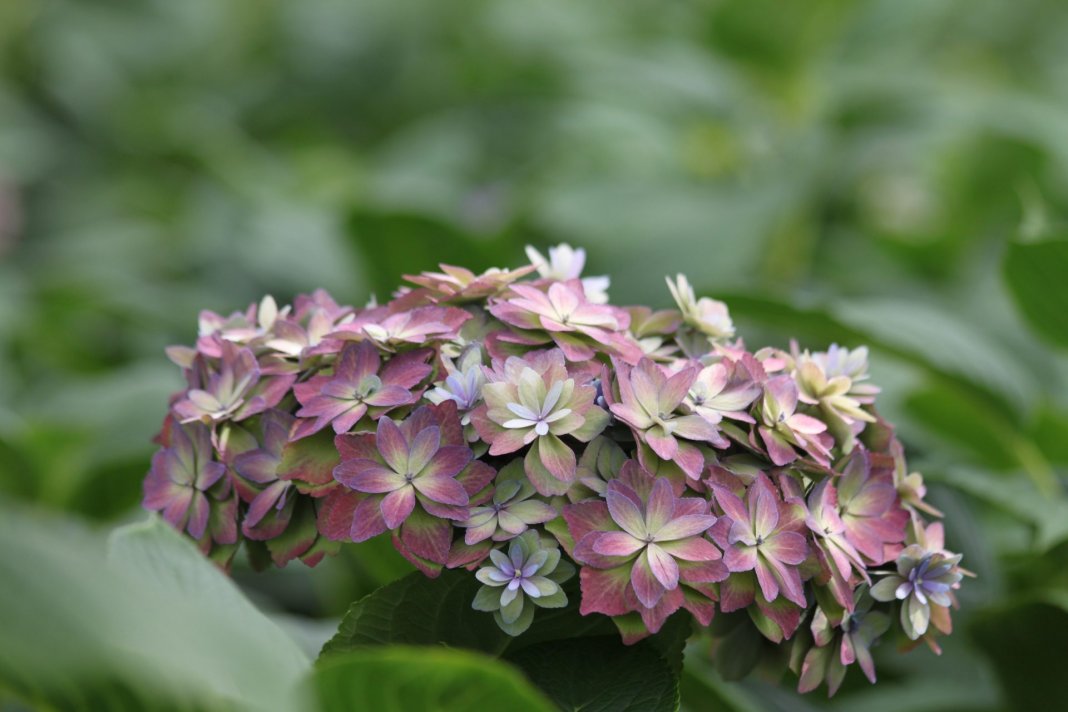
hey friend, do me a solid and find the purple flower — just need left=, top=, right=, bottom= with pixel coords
left=337, top=305, right=471, bottom=349
left=870, top=544, right=963, bottom=640
left=472, top=350, right=609, bottom=495
left=405, top=263, right=536, bottom=303
left=293, top=341, right=431, bottom=438
left=713, top=475, right=809, bottom=607
left=607, top=358, right=723, bottom=479
left=231, top=410, right=297, bottom=540
left=143, top=420, right=235, bottom=544
left=489, top=280, right=641, bottom=363
left=683, top=357, right=762, bottom=432
left=756, top=375, right=832, bottom=466
left=836, top=448, right=908, bottom=565
left=472, top=530, right=573, bottom=635
left=333, top=414, right=474, bottom=537
left=570, top=476, right=725, bottom=616
left=173, top=341, right=294, bottom=424
left=425, top=346, right=485, bottom=426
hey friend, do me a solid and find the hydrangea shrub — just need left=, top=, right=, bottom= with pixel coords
left=144, top=244, right=968, bottom=696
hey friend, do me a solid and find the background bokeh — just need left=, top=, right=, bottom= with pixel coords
left=3, top=0, right=1068, bottom=709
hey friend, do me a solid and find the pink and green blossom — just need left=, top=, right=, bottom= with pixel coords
left=293, top=341, right=431, bottom=438
left=607, top=358, right=723, bottom=479
left=473, top=350, right=609, bottom=495
left=713, top=475, right=809, bottom=607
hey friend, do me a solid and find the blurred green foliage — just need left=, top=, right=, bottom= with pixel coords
left=2, top=0, right=1068, bottom=709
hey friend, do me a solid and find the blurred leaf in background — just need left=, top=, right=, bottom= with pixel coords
left=2, top=0, right=1068, bottom=709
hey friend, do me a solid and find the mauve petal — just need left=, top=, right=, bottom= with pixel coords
left=380, top=486, right=416, bottom=529
left=418, top=445, right=473, bottom=480
left=766, top=556, right=807, bottom=607
left=562, top=501, right=615, bottom=554
left=143, top=471, right=183, bottom=511
left=486, top=428, right=529, bottom=456
left=765, top=375, right=798, bottom=416
left=196, top=461, right=227, bottom=491
left=631, top=550, right=666, bottom=609
left=646, top=543, right=680, bottom=590
left=317, top=490, right=360, bottom=541
left=679, top=558, right=729, bottom=584
left=398, top=507, right=453, bottom=566
left=644, top=478, right=675, bottom=535
left=759, top=426, right=797, bottom=467
left=376, top=417, right=409, bottom=474
left=631, top=360, right=664, bottom=418
left=185, top=492, right=210, bottom=540
left=751, top=481, right=780, bottom=539
left=671, top=415, right=720, bottom=443
left=577, top=565, right=633, bottom=618
left=654, top=514, right=716, bottom=542
left=844, top=481, right=896, bottom=518
left=673, top=440, right=706, bottom=480
left=345, top=341, right=381, bottom=383
left=763, top=530, right=808, bottom=565
left=754, top=559, right=781, bottom=602
left=592, top=531, right=645, bottom=557
left=723, top=544, right=758, bottom=572
left=244, top=480, right=290, bottom=528
left=381, top=349, right=433, bottom=389
left=607, top=487, right=648, bottom=539
left=413, top=475, right=469, bottom=506
left=644, top=425, right=678, bottom=460
left=337, top=461, right=405, bottom=494
left=160, top=487, right=194, bottom=528
left=658, top=537, right=721, bottom=562
left=659, top=366, right=696, bottom=413
left=234, top=450, right=279, bottom=485
left=331, top=403, right=370, bottom=434
left=712, top=486, right=750, bottom=528
left=552, top=332, right=596, bottom=362
left=406, top=426, right=441, bottom=475
left=465, top=519, right=499, bottom=545
left=363, top=385, right=416, bottom=407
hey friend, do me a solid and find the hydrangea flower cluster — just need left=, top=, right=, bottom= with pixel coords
left=144, top=245, right=966, bottom=696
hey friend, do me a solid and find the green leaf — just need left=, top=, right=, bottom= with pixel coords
left=505, top=635, right=680, bottom=712
left=0, top=508, right=310, bottom=711
left=1004, top=236, right=1068, bottom=349
left=320, top=568, right=510, bottom=657
left=310, top=646, right=555, bottom=712
left=320, top=570, right=688, bottom=711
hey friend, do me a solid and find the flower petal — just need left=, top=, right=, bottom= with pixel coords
left=380, top=485, right=416, bottom=529
left=606, top=485, right=648, bottom=539
left=591, top=531, right=646, bottom=558
left=631, top=549, right=666, bottom=609
left=413, top=475, right=469, bottom=506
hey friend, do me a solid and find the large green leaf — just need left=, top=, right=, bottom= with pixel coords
left=0, top=508, right=311, bottom=711
left=506, top=635, right=679, bottom=712
left=320, top=569, right=688, bottom=711
left=1004, top=236, right=1068, bottom=349
left=311, top=646, right=554, bottom=712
